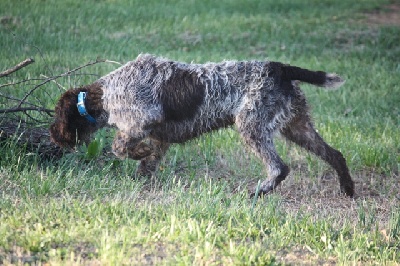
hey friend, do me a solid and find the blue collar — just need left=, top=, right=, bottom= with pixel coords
left=77, top=92, right=96, bottom=124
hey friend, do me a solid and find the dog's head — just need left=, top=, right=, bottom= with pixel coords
left=50, top=83, right=105, bottom=148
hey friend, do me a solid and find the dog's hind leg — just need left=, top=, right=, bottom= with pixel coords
left=236, top=112, right=290, bottom=197
left=136, top=139, right=170, bottom=178
left=280, top=113, right=354, bottom=197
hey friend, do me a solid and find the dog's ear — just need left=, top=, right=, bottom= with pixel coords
left=50, top=88, right=90, bottom=148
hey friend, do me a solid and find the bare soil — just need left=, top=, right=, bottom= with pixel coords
left=364, top=3, right=400, bottom=26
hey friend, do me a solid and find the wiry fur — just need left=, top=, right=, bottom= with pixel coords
left=50, top=54, right=354, bottom=197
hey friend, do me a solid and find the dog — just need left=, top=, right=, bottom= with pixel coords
left=50, top=54, right=354, bottom=197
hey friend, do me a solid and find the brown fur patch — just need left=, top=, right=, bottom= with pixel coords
left=50, top=82, right=105, bottom=148
left=160, top=63, right=205, bottom=121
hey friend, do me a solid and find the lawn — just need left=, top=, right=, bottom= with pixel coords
left=0, top=0, right=399, bottom=264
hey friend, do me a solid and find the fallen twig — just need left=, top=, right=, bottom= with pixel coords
left=0, top=107, right=54, bottom=115
left=0, top=58, right=35, bottom=78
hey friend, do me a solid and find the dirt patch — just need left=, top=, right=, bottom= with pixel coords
left=0, top=120, right=63, bottom=160
left=0, top=16, right=20, bottom=29
left=364, top=3, right=400, bottom=26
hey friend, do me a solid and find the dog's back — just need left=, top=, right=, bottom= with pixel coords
left=98, top=54, right=344, bottom=143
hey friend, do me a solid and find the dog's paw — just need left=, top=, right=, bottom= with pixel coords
left=128, top=142, right=152, bottom=160
left=112, top=131, right=130, bottom=159
left=340, top=182, right=355, bottom=198
left=135, top=165, right=154, bottom=179
left=249, top=183, right=274, bottom=198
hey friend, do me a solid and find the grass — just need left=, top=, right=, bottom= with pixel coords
left=1, top=0, right=400, bottom=264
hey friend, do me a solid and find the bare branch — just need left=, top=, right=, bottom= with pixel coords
left=16, top=58, right=107, bottom=108
left=40, top=74, right=65, bottom=90
left=0, top=107, right=54, bottom=115
left=0, top=58, right=35, bottom=78
left=0, top=73, right=100, bottom=90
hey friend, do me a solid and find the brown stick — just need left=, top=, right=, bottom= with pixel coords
left=0, top=58, right=35, bottom=78
left=0, top=107, right=54, bottom=114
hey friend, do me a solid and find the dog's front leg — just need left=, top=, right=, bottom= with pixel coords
left=136, top=139, right=170, bottom=178
left=112, top=131, right=152, bottom=160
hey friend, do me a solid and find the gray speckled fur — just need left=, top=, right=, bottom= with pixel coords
left=53, top=54, right=354, bottom=197
left=99, top=54, right=292, bottom=141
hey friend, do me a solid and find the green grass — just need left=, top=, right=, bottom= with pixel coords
left=1, top=0, right=399, bottom=264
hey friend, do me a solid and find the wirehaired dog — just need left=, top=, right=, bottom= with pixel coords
left=50, top=54, right=354, bottom=197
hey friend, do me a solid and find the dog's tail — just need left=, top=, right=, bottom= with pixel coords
left=281, top=65, right=345, bottom=89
